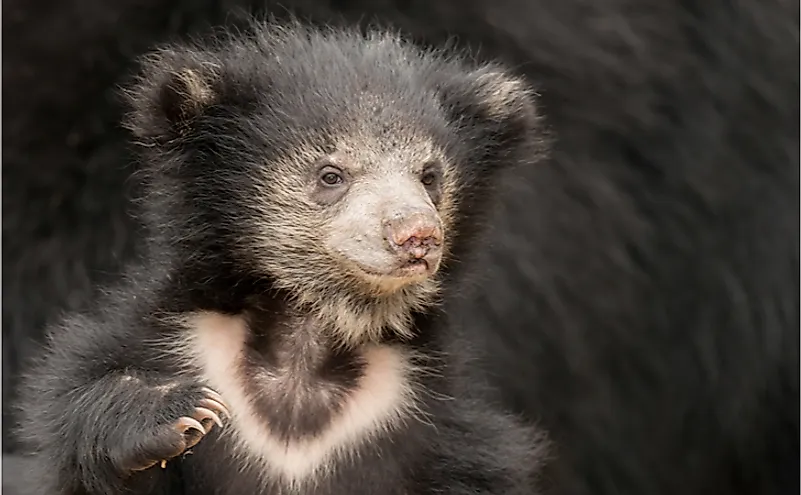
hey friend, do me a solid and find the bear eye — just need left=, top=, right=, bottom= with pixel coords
left=420, top=163, right=441, bottom=187
left=319, top=167, right=345, bottom=187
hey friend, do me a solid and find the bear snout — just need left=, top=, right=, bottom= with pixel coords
left=383, top=210, right=443, bottom=265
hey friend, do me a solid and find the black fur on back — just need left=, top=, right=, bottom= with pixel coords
left=13, top=20, right=548, bottom=495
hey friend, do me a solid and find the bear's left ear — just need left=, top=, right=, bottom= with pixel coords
left=436, top=65, right=546, bottom=168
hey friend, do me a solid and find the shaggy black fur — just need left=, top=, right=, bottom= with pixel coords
left=13, top=21, right=548, bottom=495
left=3, top=1, right=798, bottom=495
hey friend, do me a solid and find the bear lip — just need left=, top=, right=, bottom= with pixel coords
left=351, top=258, right=437, bottom=281
left=393, top=258, right=432, bottom=277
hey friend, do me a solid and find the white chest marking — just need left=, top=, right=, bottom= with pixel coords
left=183, top=311, right=417, bottom=486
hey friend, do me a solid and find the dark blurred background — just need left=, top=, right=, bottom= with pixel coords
left=3, top=1, right=799, bottom=494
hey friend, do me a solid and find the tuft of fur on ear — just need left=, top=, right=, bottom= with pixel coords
left=471, top=69, right=535, bottom=120
left=437, top=65, right=546, bottom=156
left=122, top=49, right=222, bottom=144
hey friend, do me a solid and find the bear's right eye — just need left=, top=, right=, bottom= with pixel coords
left=319, top=167, right=345, bottom=187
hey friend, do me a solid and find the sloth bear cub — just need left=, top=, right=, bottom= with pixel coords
left=16, top=20, right=549, bottom=495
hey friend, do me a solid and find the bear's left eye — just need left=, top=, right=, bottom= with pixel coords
left=421, top=171, right=437, bottom=186
left=319, top=167, right=345, bottom=187
left=420, top=163, right=441, bottom=187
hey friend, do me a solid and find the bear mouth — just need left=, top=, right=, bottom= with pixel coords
left=351, top=258, right=437, bottom=282
left=393, top=258, right=431, bottom=277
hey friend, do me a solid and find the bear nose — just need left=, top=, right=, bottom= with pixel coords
left=383, top=210, right=443, bottom=260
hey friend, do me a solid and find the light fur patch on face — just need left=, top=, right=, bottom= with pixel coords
left=179, top=311, right=420, bottom=487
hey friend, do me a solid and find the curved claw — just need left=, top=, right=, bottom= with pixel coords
left=198, top=398, right=231, bottom=420
left=194, top=406, right=224, bottom=429
left=201, top=387, right=231, bottom=411
left=130, top=459, right=160, bottom=472
left=175, top=416, right=206, bottom=435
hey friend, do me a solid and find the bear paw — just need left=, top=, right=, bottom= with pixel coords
left=122, top=387, right=231, bottom=473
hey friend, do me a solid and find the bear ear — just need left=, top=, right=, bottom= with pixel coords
left=437, top=65, right=545, bottom=160
left=123, top=50, right=221, bottom=143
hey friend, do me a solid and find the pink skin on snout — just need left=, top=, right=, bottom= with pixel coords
left=382, top=210, right=443, bottom=275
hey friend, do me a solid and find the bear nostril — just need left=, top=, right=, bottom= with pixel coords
left=384, top=211, right=443, bottom=259
left=400, top=236, right=440, bottom=259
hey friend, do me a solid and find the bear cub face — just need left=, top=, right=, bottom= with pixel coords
left=125, top=22, right=543, bottom=345
left=315, top=140, right=447, bottom=288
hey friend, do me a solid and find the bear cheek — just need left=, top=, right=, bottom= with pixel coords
left=322, top=195, right=397, bottom=274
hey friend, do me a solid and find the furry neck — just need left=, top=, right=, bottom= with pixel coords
left=152, top=250, right=448, bottom=483
left=271, top=273, right=443, bottom=349
left=148, top=231, right=444, bottom=349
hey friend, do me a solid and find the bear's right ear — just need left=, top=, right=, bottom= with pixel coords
left=123, top=50, right=221, bottom=144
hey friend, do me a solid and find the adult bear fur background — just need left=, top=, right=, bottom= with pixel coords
left=3, top=1, right=798, bottom=495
